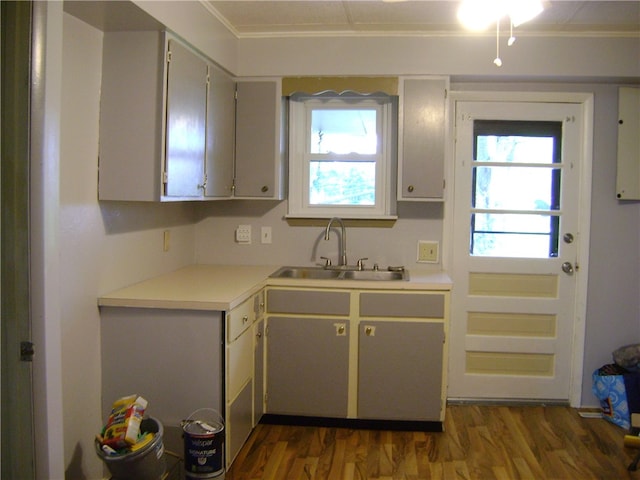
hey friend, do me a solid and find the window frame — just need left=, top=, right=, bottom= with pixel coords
left=287, top=93, right=397, bottom=219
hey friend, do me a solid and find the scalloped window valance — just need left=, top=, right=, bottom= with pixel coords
left=282, top=76, right=398, bottom=97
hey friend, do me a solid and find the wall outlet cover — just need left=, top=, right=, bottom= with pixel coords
left=236, top=225, right=251, bottom=244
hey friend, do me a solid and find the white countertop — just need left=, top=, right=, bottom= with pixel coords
left=98, top=264, right=452, bottom=311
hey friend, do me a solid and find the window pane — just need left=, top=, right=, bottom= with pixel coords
left=309, top=161, right=375, bottom=205
left=474, top=166, right=560, bottom=211
left=472, top=233, right=552, bottom=258
left=476, top=135, right=555, bottom=164
left=310, top=109, right=377, bottom=154
left=471, top=213, right=558, bottom=258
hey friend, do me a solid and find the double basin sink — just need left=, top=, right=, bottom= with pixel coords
left=270, top=266, right=409, bottom=281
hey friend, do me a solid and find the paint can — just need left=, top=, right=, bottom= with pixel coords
left=182, top=408, right=225, bottom=479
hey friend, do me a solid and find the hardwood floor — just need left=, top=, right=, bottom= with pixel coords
left=225, top=405, right=640, bottom=480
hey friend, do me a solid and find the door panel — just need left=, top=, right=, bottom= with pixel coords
left=165, top=39, right=207, bottom=197
left=1, top=2, right=36, bottom=477
left=358, top=321, right=444, bottom=421
left=266, top=316, right=349, bottom=417
left=450, top=100, right=586, bottom=402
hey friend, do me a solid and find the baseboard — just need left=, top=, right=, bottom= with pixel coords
left=259, top=414, right=443, bottom=432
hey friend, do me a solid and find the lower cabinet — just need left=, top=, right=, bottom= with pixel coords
left=265, top=287, right=449, bottom=424
left=358, top=320, right=444, bottom=420
left=225, top=290, right=264, bottom=467
left=266, top=316, right=349, bottom=417
left=99, top=307, right=223, bottom=428
left=253, top=319, right=265, bottom=425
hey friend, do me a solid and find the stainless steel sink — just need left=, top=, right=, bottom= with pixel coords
left=270, top=266, right=409, bottom=281
left=340, top=270, right=408, bottom=281
left=270, top=266, right=342, bottom=280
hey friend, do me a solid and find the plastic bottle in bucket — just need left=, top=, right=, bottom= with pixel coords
left=182, top=408, right=225, bottom=479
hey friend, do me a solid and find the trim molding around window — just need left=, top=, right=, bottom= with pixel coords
left=286, top=92, right=398, bottom=220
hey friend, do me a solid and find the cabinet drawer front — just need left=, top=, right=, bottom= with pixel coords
left=267, top=289, right=350, bottom=315
left=227, top=330, right=253, bottom=401
left=228, top=297, right=254, bottom=342
left=360, top=292, right=445, bottom=318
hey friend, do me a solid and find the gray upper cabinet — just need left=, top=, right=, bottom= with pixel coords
left=399, top=77, right=448, bottom=201
left=234, top=80, right=285, bottom=199
left=616, top=87, right=640, bottom=200
left=98, top=31, right=236, bottom=202
left=206, top=63, right=236, bottom=198
left=164, top=39, right=208, bottom=198
left=99, top=31, right=167, bottom=201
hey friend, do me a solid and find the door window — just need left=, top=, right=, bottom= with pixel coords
left=471, top=120, right=563, bottom=258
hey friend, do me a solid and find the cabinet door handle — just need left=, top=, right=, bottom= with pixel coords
left=407, top=185, right=414, bottom=193
left=365, top=326, right=375, bottom=336
left=242, top=315, right=249, bottom=324
left=256, top=331, right=262, bottom=338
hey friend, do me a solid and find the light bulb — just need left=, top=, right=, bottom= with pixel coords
left=509, top=0, right=544, bottom=27
left=457, top=0, right=503, bottom=31
left=494, top=57, right=503, bottom=67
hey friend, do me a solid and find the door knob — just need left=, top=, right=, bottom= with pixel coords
left=561, top=262, right=574, bottom=275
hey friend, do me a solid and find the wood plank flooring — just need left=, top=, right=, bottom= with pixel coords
left=225, top=405, right=640, bottom=480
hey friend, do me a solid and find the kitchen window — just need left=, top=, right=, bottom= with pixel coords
left=287, top=93, right=397, bottom=219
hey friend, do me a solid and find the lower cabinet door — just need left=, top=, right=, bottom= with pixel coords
left=358, top=321, right=444, bottom=421
left=266, top=316, right=349, bottom=417
left=253, top=319, right=264, bottom=425
left=227, top=379, right=253, bottom=467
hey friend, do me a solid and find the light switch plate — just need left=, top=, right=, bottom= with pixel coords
left=261, top=226, right=272, bottom=244
left=417, top=240, right=439, bottom=263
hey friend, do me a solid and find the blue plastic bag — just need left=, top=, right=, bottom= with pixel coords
left=592, top=367, right=630, bottom=429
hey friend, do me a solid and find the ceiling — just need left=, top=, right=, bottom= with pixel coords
left=205, top=0, right=640, bottom=38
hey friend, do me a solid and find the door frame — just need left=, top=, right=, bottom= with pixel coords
left=443, top=90, right=593, bottom=407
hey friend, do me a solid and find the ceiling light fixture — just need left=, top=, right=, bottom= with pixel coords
left=457, top=0, right=545, bottom=67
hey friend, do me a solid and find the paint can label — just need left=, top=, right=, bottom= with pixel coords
left=183, top=420, right=225, bottom=477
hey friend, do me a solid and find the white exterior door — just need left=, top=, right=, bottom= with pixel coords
left=449, top=97, right=591, bottom=404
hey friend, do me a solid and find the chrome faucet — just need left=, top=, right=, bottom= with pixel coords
left=324, top=217, right=347, bottom=266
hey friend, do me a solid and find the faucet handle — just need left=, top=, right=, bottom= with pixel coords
left=320, top=256, right=332, bottom=267
left=357, top=258, right=369, bottom=270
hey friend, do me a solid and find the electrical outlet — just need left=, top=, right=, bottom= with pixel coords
left=417, top=241, right=439, bottom=263
left=236, top=225, right=251, bottom=244
left=163, top=230, right=170, bottom=252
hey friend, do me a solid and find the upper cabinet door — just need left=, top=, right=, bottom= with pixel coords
left=205, top=64, right=235, bottom=198
left=616, top=87, right=640, bottom=200
left=399, top=77, right=448, bottom=200
left=234, top=80, right=285, bottom=199
left=99, top=31, right=167, bottom=202
left=164, top=39, right=208, bottom=198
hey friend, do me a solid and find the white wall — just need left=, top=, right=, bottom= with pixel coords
left=133, top=0, right=238, bottom=74
left=59, top=13, right=196, bottom=478
left=194, top=200, right=444, bottom=269
left=236, top=35, right=640, bottom=80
